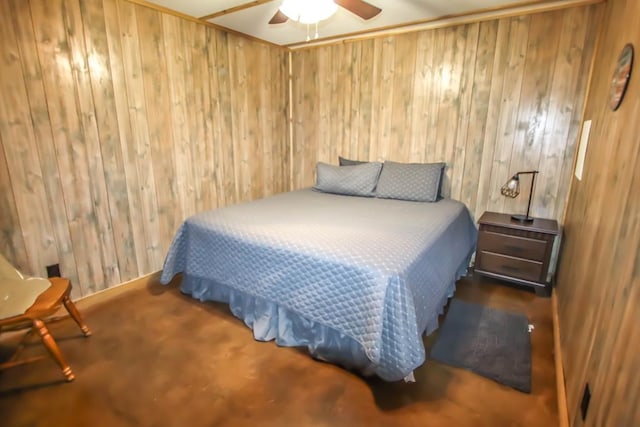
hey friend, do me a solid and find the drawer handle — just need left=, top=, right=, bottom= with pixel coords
left=504, top=245, right=524, bottom=253
left=501, top=265, right=520, bottom=272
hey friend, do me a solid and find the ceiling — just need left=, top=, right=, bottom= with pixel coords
left=140, top=0, right=591, bottom=47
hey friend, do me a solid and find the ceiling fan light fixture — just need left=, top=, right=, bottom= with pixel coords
left=279, top=0, right=338, bottom=24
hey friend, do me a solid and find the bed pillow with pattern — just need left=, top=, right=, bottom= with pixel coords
left=375, top=161, right=445, bottom=202
left=314, top=161, right=382, bottom=197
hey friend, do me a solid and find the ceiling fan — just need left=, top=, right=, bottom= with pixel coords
left=269, top=0, right=382, bottom=25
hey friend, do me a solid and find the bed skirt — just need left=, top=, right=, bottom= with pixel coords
left=178, top=253, right=470, bottom=381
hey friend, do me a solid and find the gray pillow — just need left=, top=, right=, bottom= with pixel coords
left=314, top=162, right=382, bottom=197
left=339, top=156, right=368, bottom=166
left=376, top=161, right=445, bottom=202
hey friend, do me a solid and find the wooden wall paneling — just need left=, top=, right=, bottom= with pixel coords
left=445, top=24, right=478, bottom=200
left=203, top=31, right=226, bottom=207
left=265, top=44, right=287, bottom=194
left=116, top=0, right=163, bottom=270
left=0, top=1, right=62, bottom=279
left=274, top=50, right=289, bottom=193
left=346, top=43, right=360, bottom=163
left=135, top=5, right=181, bottom=259
left=181, top=21, right=215, bottom=212
left=0, top=135, right=28, bottom=271
left=338, top=44, right=352, bottom=161
left=486, top=15, right=529, bottom=215
left=206, top=30, right=232, bottom=207
left=180, top=19, right=200, bottom=214
left=424, top=30, right=442, bottom=165
left=450, top=23, right=479, bottom=201
left=66, top=0, right=120, bottom=289
left=162, top=13, right=195, bottom=221
left=102, top=0, right=148, bottom=276
left=290, top=51, right=303, bottom=187
left=246, top=43, right=264, bottom=201
left=290, top=6, right=600, bottom=225
left=327, top=44, right=340, bottom=163
left=291, top=50, right=314, bottom=187
left=189, top=22, right=217, bottom=211
left=376, top=37, right=397, bottom=162
left=568, top=95, right=639, bottom=425
left=390, top=33, right=417, bottom=163
left=316, top=46, right=332, bottom=164
left=308, top=47, right=321, bottom=174
left=356, top=39, right=374, bottom=163
left=334, top=43, right=351, bottom=163
left=0, top=0, right=60, bottom=278
left=552, top=5, right=602, bottom=221
left=365, top=38, right=381, bottom=163
left=434, top=26, right=465, bottom=197
left=80, top=0, right=138, bottom=282
left=347, top=43, right=362, bottom=161
left=433, top=28, right=453, bottom=168
left=333, top=44, right=346, bottom=161
left=557, top=129, right=608, bottom=418
left=227, top=36, right=248, bottom=202
left=506, top=13, right=560, bottom=218
left=601, top=295, right=640, bottom=426
left=227, top=35, right=243, bottom=202
left=557, top=66, right=615, bottom=420
left=473, top=18, right=509, bottom=220
left=408, top=30, right=432, bottom=163
left=340, top=45, right=351, bottom=162
left=0, top=0, right=290, bottom=294
left=555, top=0, right=638, bottom=424
left=30, top=0, right=105, bottom=294
left=257, top=43, right=273, bottom=197
left=11, top=0, right=80, bottom=284
left=536, top=6, right=591, bottom=220
left=459, top=20, right=498, bottom=216
left=565, top=106, right=638, bottom=424
left=589, top=132, right=639, bottom=426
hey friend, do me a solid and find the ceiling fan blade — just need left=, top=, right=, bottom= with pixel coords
left=268, top=9, right=288, bottom=24
left=334, top=0, right=381, bottom=20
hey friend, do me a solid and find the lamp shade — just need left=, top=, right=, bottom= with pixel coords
left=279, top=0, right=338, bottom=24
left=501, top=175, right=520, bottom=198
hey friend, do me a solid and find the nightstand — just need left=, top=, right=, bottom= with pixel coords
left=474, top=212, right=559, bottom=296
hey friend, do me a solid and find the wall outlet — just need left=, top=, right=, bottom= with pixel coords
left=581, top=383, right=591, bottom=421
left=46, top=263, right=61, bottom=278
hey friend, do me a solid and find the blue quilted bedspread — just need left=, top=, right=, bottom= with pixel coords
left=161, top=189, right=477, bottom=380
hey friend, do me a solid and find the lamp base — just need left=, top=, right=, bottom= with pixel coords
left=511, top=214, right=534, bottom=223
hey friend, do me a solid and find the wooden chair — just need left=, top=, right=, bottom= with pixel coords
left=0, top=255, right=91, bottom=381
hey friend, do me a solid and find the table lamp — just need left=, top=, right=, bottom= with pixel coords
left=500, top=171, right=539, bottom=223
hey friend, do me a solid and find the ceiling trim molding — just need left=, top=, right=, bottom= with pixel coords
left=123, top=0, right=284, bottom=49
left=286, top=0, right=604, bottom=49
left=199, top=0, right=275, bottom=21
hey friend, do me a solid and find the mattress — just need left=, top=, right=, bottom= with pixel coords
left=161, top=188, right=477, bottom=380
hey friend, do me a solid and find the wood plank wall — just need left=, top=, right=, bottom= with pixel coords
left=290, top=5, right=601, bottom=225
left=556, top=0, right=640, bottom=425
left=0, top=0, right=288, bottom=296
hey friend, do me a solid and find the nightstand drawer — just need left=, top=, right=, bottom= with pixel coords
left=477, top=251, right=544, bottom=283
left=478, top=231, right=547, bottom=261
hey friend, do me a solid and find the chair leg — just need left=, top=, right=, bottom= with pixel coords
left=32, top=319, right=75, bottom=381
left=62, top=295, right=92, bottom=337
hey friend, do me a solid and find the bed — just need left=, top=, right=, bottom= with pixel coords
left=160, top=187, right=477, bottom=381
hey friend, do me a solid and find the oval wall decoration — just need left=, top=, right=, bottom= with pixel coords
left=609, top=43, right=634, bottom=111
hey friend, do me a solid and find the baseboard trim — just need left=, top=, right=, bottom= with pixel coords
left=74, top=271, right=163, bottom=310
left=552, top=290, right=570, bottom=427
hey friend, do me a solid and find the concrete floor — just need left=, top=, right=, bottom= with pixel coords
left=0, top=276, right=557, bottom=427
